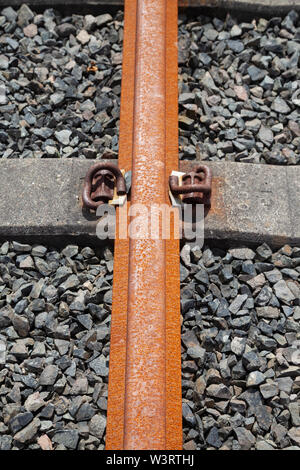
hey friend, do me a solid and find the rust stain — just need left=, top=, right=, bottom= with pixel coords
left=207, top=176, right=225, bottom=219
left=106, top=0, right=182, bottom=450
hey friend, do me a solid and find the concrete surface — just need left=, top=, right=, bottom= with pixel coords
left=0, top=159, right=299, bottom=248
left=0, top=0, right=299, bottom=15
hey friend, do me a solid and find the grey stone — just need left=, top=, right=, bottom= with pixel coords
left=272, top=423, right=287, bottom=444
left=230, top=25, right=242, bottom=37
left=229, top=295, right=248, bottom=314
left=182, top=330, right=200, bottom=350
left=12, top=241, right=31, bottom=252
left=89, top=414, right=106, bottom=440
left=204, top=29, right=219, bottom=41
left=62, top=245, right=79, bottom=258
left=201, top=72, right=219, bottom=93
left=84, top=14, right=97, bottom=31
left=76, top=30, right=90, bottom=45
left=247, top=274, right=266, bottom=290
left=17, top=4, right=34, bottom=26
left=50, top=92, right=65, bottom=106
left=227, top=40, right=244, bottom=53
left=55, top=130, right=72, bottom=146
left=242, top=351, right=262, bottom=371
left=39, top=365, right=59, bottom=386
left=89, top=355, right=108, bottom=377
left=24, top=392, right=45, bottom=413
left=231, top=337, right=246, bottom=356
left=246, top=371, right=266, bottom=387
left=257, top=335, right=277, bottom=350
left=0, top=435, right=12, bottom=450
left=206, top=384, right=232, bottom=400
left=255, top=286, right=273, bottom=306
left=70, top=292, right=86, bottom=313
left=0, top=340, right=6, bottom=365
left=10, top=412, right=33, bottom=434
left=70, top=377, right=88, bottom=395
left=228, top=248, right=255, bottom=260
left=40, top=404, right=55, bottom=420
left=182, top=402, right=196, bottom=426
left=271, top=97, right=291, bottom=114
left=0, top=85, right=7, bottom=105
left=258, top=126, right=273, bottom=147
left=52, top=430, right=79, bottom=450
left=76, top=402, right=95, bottom=421
left=256, top=441, right=274, bottom=450
left=265, top=269, right=282, bottom=284
left=288, top=428, right=300, bottom=446
left=96, top=13, right=112, bottom=27
left=35, top=258, right=51, bottom=276
left=289, top=403, right=300, bottom=427
left=256, top=306, right=280, bottom=319
left=248, top=65, right=266, bottom=82
left=234, top=428, right=255, bottom=450
left=187, top=345, right=206, bottom=363
left=254, top=405, right=273, bottom=431
left=12, top=315, right=30, bottom=337
left=2, top=6, right=17, bottom=22
left=206, top=427, right=222, bottom=448
left=259, top=382, right=279, bottom=399
left=273, top=280, right=295, bottom=304
left=14, top=418, right=40, bottom=444
left=230, top=399, right=246, bottom=414
left=55, top=23, right=76, bottom=37
left=59, top=275, right=80, bottom=292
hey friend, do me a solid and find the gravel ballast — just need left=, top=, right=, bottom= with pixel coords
left=181, top=242, right=300, bottom=450
left=0, top=4, right=299, bottom=163
left=0, top=240, right=299, bottom=450
left=178, top=10, right=300, bottom=164
left=0, top=241, right=112, bottom=450
left=0, top=4, right=122, bottom=160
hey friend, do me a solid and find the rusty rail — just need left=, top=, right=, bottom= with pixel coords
left=105, top=0, right=182, bottom=450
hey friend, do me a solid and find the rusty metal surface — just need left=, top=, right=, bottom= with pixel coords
left=169, top=165, right=212, bottom=206
left=124, top=0, right=168, bottom=450
left=106, top=0, right=182, bottom=450
left=82, top=162, right=126, bottom=209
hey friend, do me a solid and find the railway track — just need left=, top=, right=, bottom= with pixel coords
left=80, top=0, right=212, bottom=450
left=104, top=0, right=182, bottom=450
left=0, top=0, right=299, bottom=452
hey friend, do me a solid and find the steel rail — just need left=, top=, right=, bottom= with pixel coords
left=106, top=0, right=182, bottom=450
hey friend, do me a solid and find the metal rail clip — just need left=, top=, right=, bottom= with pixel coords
left=82, top=162, right=126, bottom=210
left=169, top=165, right=212, bottom=206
